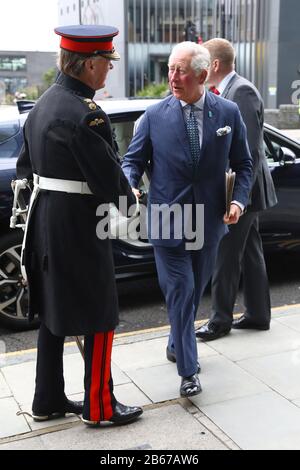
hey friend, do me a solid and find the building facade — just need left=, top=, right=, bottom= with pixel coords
left=58, top=0, right=300, bottom=107
left=58, top=0, right=127, bottom=99
left=0, top=51, right=57, bottom=103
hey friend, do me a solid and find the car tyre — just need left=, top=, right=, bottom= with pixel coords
left=0, top=229, right=39, bottom=331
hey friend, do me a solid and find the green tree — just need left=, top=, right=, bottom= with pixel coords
left=43, top=68, right=56, bottom=89
left=137, top=82, right=169, bottom=98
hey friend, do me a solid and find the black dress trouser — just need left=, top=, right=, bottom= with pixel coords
left=32, top=323, right=115, bottom=421
left=210, top=211, right=271, bottom=327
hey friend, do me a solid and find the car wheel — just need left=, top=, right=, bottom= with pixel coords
left=0, top=230, right=39, bottom=331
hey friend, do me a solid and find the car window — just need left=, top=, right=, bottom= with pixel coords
left=110, top=111, right=144, bottom=159
left=0, top=120, right=20, bottom=143
left=264, top=133, right=280, bottom=162
left=112, top=121, right=135, bottom=158
left=264, top=129, right=300, bottom=163
left=110, top=113, right=149, bottom=193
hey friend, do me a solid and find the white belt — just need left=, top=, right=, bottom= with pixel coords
left=33, top=174, right=92, bottom=195
left=20, top=174, right=92, bottom=281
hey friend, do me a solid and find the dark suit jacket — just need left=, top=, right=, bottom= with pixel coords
left=222, top=74, right=277, bottom=211
left=122, top=92, right=253, bottom=247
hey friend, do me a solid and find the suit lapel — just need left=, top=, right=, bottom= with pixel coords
left=167, top=96, right=190, bottom=158
left=200, top=92, right=218, bottom=159
left=222, top=74, right=240, bottom=98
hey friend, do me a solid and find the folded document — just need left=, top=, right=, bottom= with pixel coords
left=225, top=169, right=236, bottom=216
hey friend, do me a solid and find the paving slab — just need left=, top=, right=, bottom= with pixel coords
left=112, top=336, right=219, bottom=374
left=0, top=397, right=30, bottom=438
left=2, top=306, right=300, bottom=450
left=114, top=382, right=152, bottom=407
left=274, top=313, right=300, bottom=333
left=126, top=364, right=180, bottom=403
left=0, top=435, right=47, bottom=450
left=0, top=404, right=228, bottom=450
left=0, top=371, right=11, bottom=399
left=189, top=355, right=268, bottom=407
left=200, top=391, right=300, bottom=450
left=238, top=349, right=300, bottom=401
left=206, top=321, right=300, bottom=361
left=1, top=361, right=36, bottom=406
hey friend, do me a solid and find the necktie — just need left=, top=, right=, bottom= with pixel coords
left=209, top=86, right=220, bottom=95
left=186, top=104, right=201, bottom=167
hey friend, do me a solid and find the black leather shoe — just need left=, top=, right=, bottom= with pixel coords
left=180, top=374, right=202, bottom=398
left=195, top=322, right=231, bottom=341
left=166, top=348, right=201, bottom=373
left=82, top=401, right=143, bottom=426
left=32, top=399, right=84, bottom=422
left=232, top=315, right=270, bottom=330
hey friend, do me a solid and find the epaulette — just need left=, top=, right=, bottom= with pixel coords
left=83, top=98, right=98, bottom=110
left=88, top=117, right=105, bottom=127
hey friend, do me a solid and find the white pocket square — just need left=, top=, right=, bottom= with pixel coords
left=216, top=126, right=231, bottom=137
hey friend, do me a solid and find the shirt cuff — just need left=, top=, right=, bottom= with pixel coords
left=231, top=200, right=244, bottom=213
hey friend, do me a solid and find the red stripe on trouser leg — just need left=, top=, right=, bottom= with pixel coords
left=101, top=331, right=114, bottom=421
left=89, top=332, right=114, bottom=422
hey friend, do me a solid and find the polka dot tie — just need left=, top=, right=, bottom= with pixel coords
left=186, top=104, right=200, bottom=167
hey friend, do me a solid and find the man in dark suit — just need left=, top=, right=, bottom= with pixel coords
left=17, top=25, right=142, bottom=426
left=122, top=41, right=253, bottom=397
left=196, top=38, right=277, bottom=342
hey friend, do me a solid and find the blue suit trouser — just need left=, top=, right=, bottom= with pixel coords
left=154, top=243, right=218, bottom=377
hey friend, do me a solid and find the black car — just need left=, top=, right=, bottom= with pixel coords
left=0, top=99, right=300, bottom=330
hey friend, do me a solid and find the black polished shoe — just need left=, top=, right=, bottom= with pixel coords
left=82, top=401, right=143, bottom=427
left=166, top=348, right=201, bottom=374
left=195, top=322, right=231, bottom=341
left=180, top=374, right=202, bottom=398
left=232, top=315, right=270, bottom=330
left=32, top=399, right=84, bottom=422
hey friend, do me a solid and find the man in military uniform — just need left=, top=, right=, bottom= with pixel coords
left=16, top=25, right=143, bottom=426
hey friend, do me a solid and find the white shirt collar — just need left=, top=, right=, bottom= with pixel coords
left=180, top=90, right=206, bottom=110
left=217, top=71, right=236, bottom=96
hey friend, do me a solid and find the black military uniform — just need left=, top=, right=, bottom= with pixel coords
left=16, top=25, right=142, bottom=425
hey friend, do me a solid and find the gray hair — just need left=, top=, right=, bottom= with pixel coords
left=57, top=49, right=92, bottom=77
left=169, top=41, right=211, bottom=75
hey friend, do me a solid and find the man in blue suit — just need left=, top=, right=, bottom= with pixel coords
left=122, top=42, right=253, bottom=398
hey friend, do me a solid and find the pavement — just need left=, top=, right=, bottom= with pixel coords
left=1, top=305, right=300, bottom=451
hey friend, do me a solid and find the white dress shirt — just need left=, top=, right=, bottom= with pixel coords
left=217, top=70, right=236, bottom=96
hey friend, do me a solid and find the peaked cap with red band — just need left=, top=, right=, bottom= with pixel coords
left=55, top=25, right=120, bottom=60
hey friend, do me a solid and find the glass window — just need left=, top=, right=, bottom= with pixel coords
left=0, top=77, right=28, bottom=95
left=264, top=131, right=300, bottom=162
left=110, top=115, right=143, bottom=157
left=0, top=56, right=26, bottom=72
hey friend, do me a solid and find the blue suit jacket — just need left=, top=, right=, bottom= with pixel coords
left=122, top=92, right=253, bottom=247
